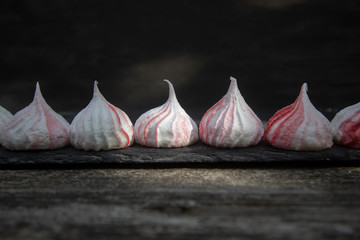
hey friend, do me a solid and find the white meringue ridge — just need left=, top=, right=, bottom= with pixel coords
left=134, top=79, right=198, bottom=148
left=70, top=81, right=134, bottom=151
left=0, top=105, right=13, bottom=130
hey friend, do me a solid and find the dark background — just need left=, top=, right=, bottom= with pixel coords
left=1, top=0, right=359, bottom=120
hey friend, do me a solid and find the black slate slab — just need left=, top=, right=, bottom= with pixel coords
left=1, top=141, right=359, bottom=166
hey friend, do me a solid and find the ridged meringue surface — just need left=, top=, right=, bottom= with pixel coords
left=70, top=81, right=134, bottom=151
left=134, top=80, right=198, bottom=148
left=0, top=82, right=70, bottom=150
left=330, top=102, right=360, bottom=149
left=264, top=83, right=333, bottom=151
left=0, top=105, right=13, bottom=129
left=199, top=77, right=264, bottom=148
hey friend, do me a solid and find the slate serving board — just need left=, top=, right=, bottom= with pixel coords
left=1, top=141, right=359, bottom=166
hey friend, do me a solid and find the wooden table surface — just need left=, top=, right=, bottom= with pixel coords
left=1, top=162, right=360, bottom=240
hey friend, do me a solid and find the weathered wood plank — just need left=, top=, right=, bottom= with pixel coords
left=0, top=167, right=360, bottom=239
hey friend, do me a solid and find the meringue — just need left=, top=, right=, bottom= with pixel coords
left=70, top=81, right=134, bottom=151
left=199, top=77, right=263, bottom=148
left=330, top=102, right=360, bottom=149
left=264, top=83, right=333, bottom=151
left=0, top=82, right=70, bottom=150
left=0, top=105, right=13, bottom=129
left=134, top=79, right=198, bottom=148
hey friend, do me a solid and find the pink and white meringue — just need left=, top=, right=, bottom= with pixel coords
left=134, top=79, right=198, bottom=148
left=199, top=77, right=263, bottom=148
left=330, top=102, right=360, bottom=149
left=70, top=81, right=134, bottom=151
left=0, top=82, right=70, bottom=150
left=264, top=83, right=333, bottom=151
left=0, top=105, right=13, bottom=129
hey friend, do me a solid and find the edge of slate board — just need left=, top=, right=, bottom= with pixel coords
left=0, top=141, right=359, bottom=165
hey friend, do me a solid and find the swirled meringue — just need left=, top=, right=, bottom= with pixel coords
left=199, top=77, right=263, bottom=148
left=0, top=82, right=70, bottom=150
left=264, top=83, right=333, bottom=151
left=70, top=81, right=134, bottom=151
left=330, top=102, right=360, bottom=149
left=134, top=79, right=198, bottom=148
left=0, top=105, right=13, bottom=129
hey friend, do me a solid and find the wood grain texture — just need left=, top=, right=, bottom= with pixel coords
left=0, top=167, right=360, bottom=239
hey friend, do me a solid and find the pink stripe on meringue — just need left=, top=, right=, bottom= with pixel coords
left=154, top=106, right=173, bottom=146
left=107, top=103, right=130, bottom=147
left=200, top=100, right=226, bottom=143
left=216, top=100, right=235, bottom=146
left=266, top=95, right=304, bottom=147
left=143, top=103, right=171, bottom=146
left=338, top=110, right=360, bottom=148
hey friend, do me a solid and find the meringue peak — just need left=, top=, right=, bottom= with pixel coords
left=294, top=83, right=321, bottom=119
left=34, top=81, right=45, bottom=105
left=0, top=82, right=70, bottom=150
left=199, top=76, right=264, bottom=148
left=224, top=77, right=245, bottom=104
left=228, top=76, right=239, bottom=95
left=33, top=82, right=54, bottom=111
left=134, top=79, right=198, bottom=148
left=34, top=81, right=41, bottom=97
left=265, top=83, right=333, bottom=151
left=93, top=80, right=102, bottom=98
left=164, top=79, right=179, bottom=105
left=32, top=82, right=61, bottom=118
left=91, top=81, right=111, bottom=103
left=301, top=82, right=308, bottom=94
left=301, top=82, right=309, bottom=94
left=70, top=81, right=134, bottom=151
left=298, top=82, right=310, bottom=105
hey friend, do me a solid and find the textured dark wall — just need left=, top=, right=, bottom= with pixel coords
left=1, top=0, right=359, bottom=116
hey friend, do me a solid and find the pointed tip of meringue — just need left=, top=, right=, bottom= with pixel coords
left=301, top=82, right=308, bottom=93
left=163, top=79, right=173, bottom=90
left=299, top=82, right=310, bottom=102
left=164, top=79, right=177, bottom=102
left=227, top=76, right=239, bottom=95
left=229, top=76, right=238, bottom=86
left=35, top=81, right=41, bottom=92
left=34, top=81, right=44, bottom=101
left=93, top=80, right=101, bottom=97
